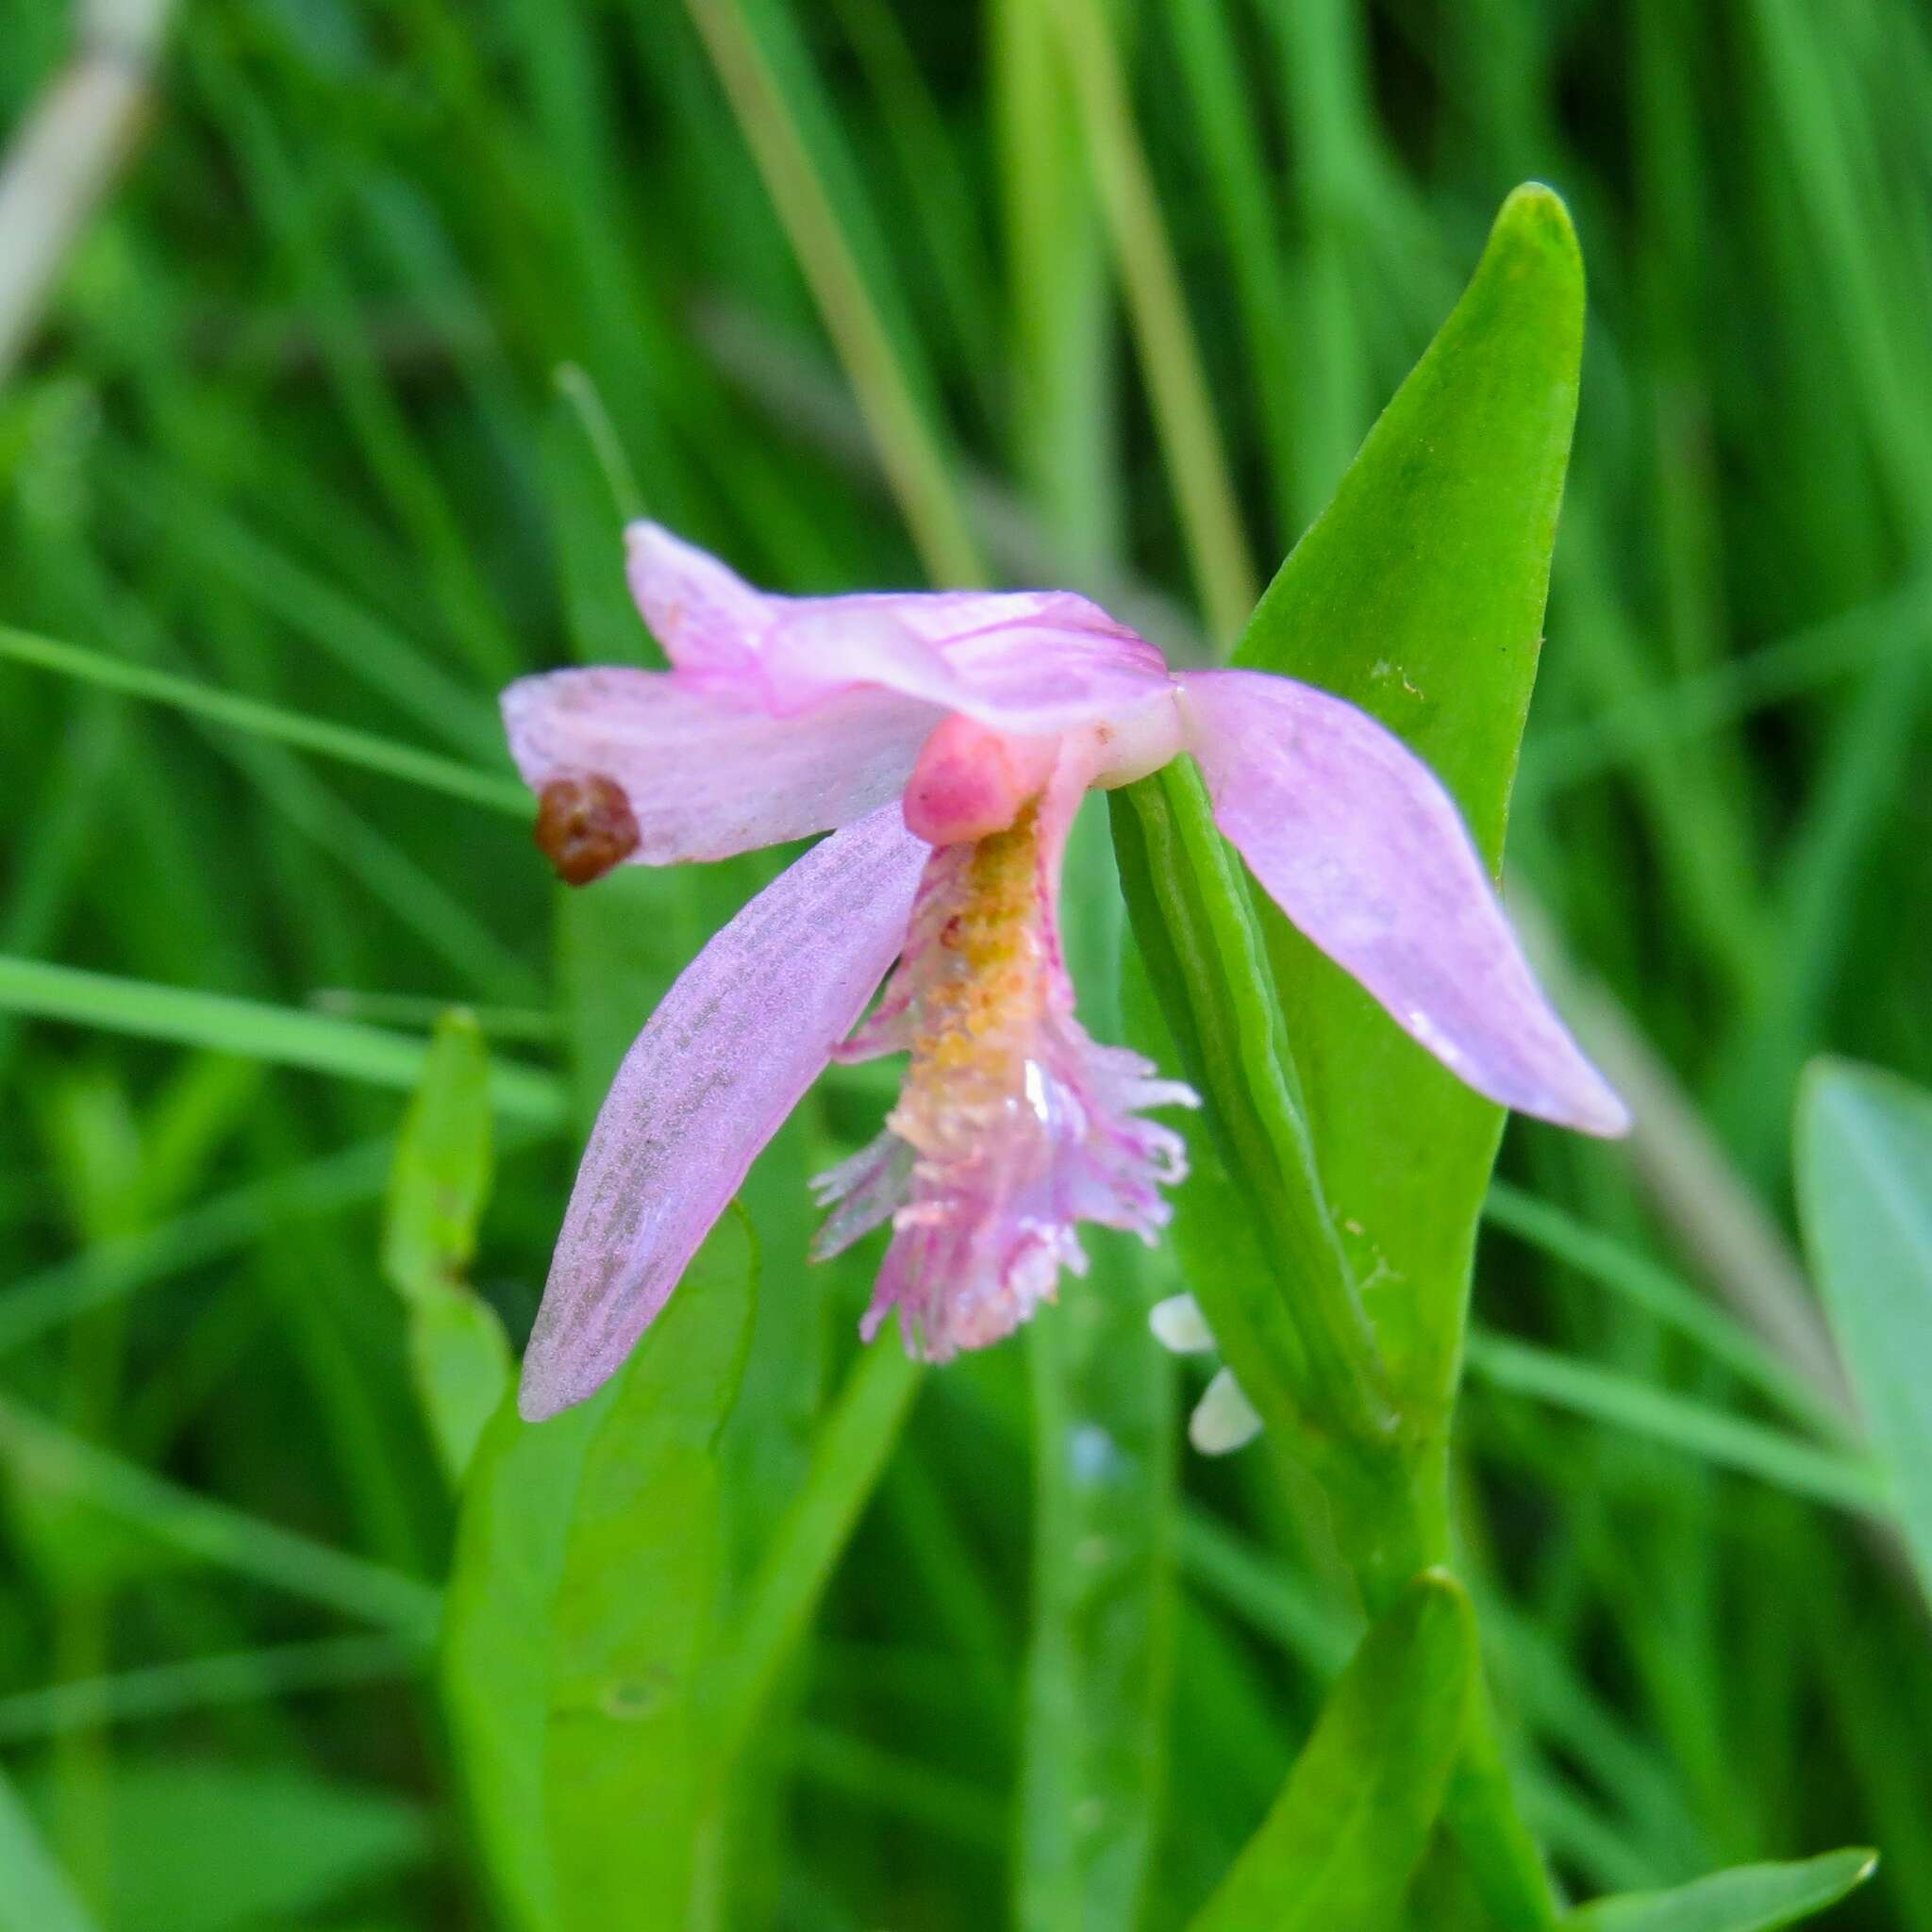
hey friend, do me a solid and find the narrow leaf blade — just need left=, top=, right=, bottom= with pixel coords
left=1796, top=1058, right=1932, bottom=1599
left=1564, top=1849, right=1877, bottom=1931
left=1235, top=184, right=1587, bottom=1410
left=1189, top=1570, right=1477, bottom=1932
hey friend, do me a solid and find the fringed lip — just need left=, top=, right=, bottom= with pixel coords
left=813, top=752, right=1198, bottom=1361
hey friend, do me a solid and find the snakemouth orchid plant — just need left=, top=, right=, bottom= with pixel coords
left=502, top=523, right=1627, bottom=1422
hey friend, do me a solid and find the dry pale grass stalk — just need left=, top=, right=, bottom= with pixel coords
left=0, top=0, right=178, bottom=384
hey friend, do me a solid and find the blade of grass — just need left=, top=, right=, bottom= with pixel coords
left=0, top=623, right=528, bottom=815
left=0, top=1636, right=425, bottom=1744
left=677, top=0, right=983, bottom=586
left=1045, top=0, right=1258, bottom=642
left=0, top=1395, right=442, bottom=1637
left=1482, top=1184, right=1847, bottom=1440
left=0, top=956, right=564, bottom=1124
left=707, top=1342, right=924, bottom=1769
left=1463, top=1333, right=1886, bottom=1516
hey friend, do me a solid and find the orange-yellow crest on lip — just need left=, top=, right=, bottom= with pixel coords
left=889, top=802, right=1053, bottom=1158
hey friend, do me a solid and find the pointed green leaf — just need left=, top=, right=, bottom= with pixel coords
left=1189, top=1570, right=1477, bottom=1932
left=381, top=1008, right=492, bottom=1302
left=1796, top=1058, right=1932, bottom=1600
left=1563, top=1850, right=1877, bottom=1931
left=0, top=1763, right=100, bottom=1932
left=1112, top=185, right=1586, bottom=1478
left=382, top=1009, right=512, bottom=1480
left=408, top=1284, right=513, bottom=1482
left=1235, top=183, right=1585, bottom=1413
left=441, top=1211, right=756, bottom=1932
left=541, top=1211, right=754, bottom=1924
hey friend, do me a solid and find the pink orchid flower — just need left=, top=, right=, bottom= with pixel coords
left=503, top=525, right=1628, bottom=1421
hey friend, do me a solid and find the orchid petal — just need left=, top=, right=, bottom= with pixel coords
left=502, top=668, right=935, bottom=864
left=624, top=522, right=770, bottom=677
left=1182, top=669, right=1628, bottom=1136
left=519, top=803, right=931, bottom=1420
left=625, top=522, right=1174, bottom=735
left=785, top=591, right=1174, bottom=732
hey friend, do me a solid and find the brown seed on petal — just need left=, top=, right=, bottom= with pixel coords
left=534, top=774, right=641, bottom=886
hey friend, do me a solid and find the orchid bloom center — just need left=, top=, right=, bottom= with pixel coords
left=814, top=788, right=1196, bottom=1361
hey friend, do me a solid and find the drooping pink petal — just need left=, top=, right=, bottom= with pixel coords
left=1181, top=669, right=1628, bottom=1136
left=519, top=803, right=931, bottom=1421
left=815, top=744, right=1198, bottom=1358
left=502, top=668, right=937, bottom=864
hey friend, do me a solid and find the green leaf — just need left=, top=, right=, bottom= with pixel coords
left=382, top=1008, right=512, bottom=1479
left=0, top=1764, right=99, bottom=1932
left=1188, top=1570, right=1477, bottom=1932
left=1563, top=1850, right=1877, bottom=1931
left=409, top=1286, right=514, bottom=1484
left=1233, top=182, right=1585, bottom=1415
left=1796, top=1058, right=1932, bottom=1600
left=442, top=1210, right=756, bottom=1932
left=27, top=1758, right=429, bottom=1932
left=1115, top=186, right=1585, bottom=1932
left=382, top=1008, right=493, bottom=1300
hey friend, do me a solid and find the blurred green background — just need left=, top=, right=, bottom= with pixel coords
left=0, top=0, right=1927, bottom=1927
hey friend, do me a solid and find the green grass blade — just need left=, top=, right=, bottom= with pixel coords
left=707, top=1341, right=924, bottom=1769
left=1463, top=1334, right=1885, bottom=1516
left=0, top=1138, right=391, bottom=1357
left=0, top=956, right=563, bottom=1124
left=678, top=0, right=983, bottom=586
left=1047, top=0, right=1258, bottom=641
left=0, top=1637, right=424, bottom=1744
left=0, top=624, right=527, bottom=815
left=1482, top=1184, right=1845, bottom=1440
left=1796, top=1059, right=1932, bottom=1599
left=0, top=1396, right=441, bottom=1639
left=1563, top=1849, right=1877, bottom=1931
